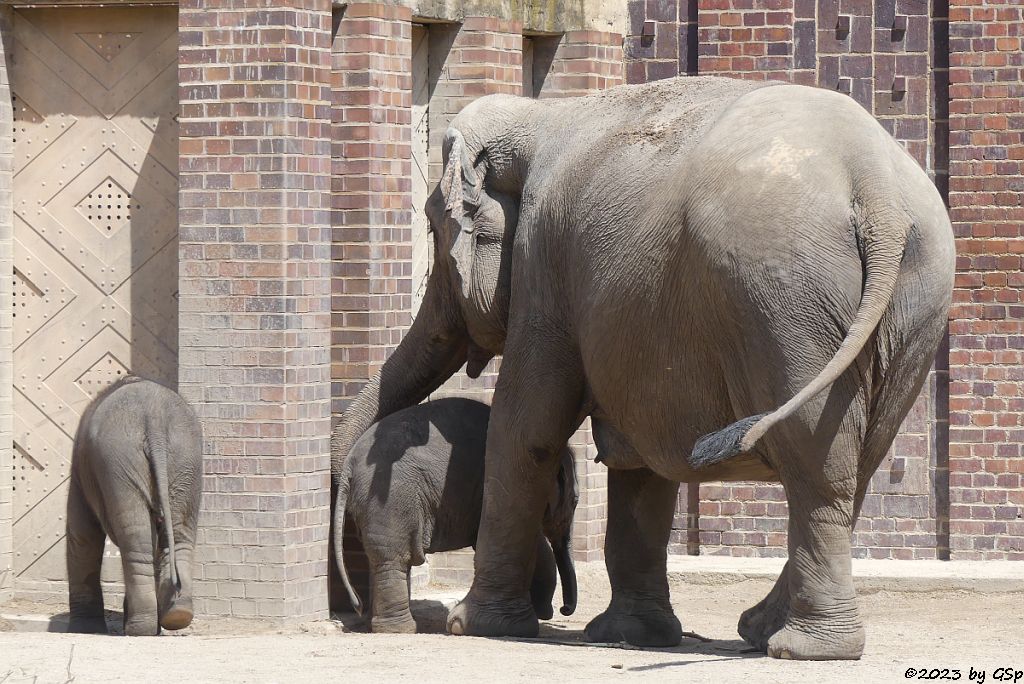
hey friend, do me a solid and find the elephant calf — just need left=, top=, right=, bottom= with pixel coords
left=66, top=376, right=202, bottom=636
left=335, top=397, right=578, bottom=633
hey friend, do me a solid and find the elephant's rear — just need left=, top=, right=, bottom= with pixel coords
left=680, top=83, right=953, bottom=471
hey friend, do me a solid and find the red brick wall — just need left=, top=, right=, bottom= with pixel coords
left=178, top=0, right=333, bottom=619
left=947, top=0, right=1024, bottom=560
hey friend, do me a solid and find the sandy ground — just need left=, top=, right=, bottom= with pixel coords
left=2, top=569, right=1023, bottom=683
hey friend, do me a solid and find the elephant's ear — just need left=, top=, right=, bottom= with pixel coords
left=440, top=127, right=485, bottom=298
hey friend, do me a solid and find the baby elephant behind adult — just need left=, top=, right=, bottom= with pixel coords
left=66, top=376, right=203, bottom=636
left=335, top=397, right=578, bottom=633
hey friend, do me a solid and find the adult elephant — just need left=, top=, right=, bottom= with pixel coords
left=330, top=76, right=954, bottom=660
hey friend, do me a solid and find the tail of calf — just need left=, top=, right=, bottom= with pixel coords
left=147, top=421, right=179, bottom=594
left=333, top=470, right=364, bottom=615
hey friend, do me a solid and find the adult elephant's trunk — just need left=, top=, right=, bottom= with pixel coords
left=552, top=531, right=577, bottom=616
left=330, top=270, right=468, bottom=585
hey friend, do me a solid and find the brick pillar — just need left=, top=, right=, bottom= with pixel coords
left=947, top=0, right=1024, bottom=560
left=816, top=0, right=874, bottom=109
left=0, top=6, right=13, bottom=604
left=534, top=30, right=624, bottom=562
left=178, top=0, right=333, bottom=620
left=329, top=0, right=413, bottom=611
left=420, top=16, right=524, bottom=585
left=330, top=3, right=413, bottom=414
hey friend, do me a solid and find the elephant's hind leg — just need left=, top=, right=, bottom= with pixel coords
left=737, top=560, right=791, bottom=650
left=584, top=467, right=682, bottom=647
left=369, top=556, right=417, bottom=634
left=757, top=411, right=865, bottom=661
left=66, top=477, right=108, bottom=634
left=113, top=510, right=160, bottom=635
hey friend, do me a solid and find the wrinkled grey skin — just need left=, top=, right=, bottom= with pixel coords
left=330, top=76, right=955, bottom=660
left=66, top=376, right=203, bottom=636
left=336, top=398, right=578, bottom=633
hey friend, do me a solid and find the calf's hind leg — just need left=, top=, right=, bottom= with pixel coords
left=66, top=477, right=108, bottom=634
left=369, top=554, right=417, bottom=633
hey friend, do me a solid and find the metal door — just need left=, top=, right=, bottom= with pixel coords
left=10, top=6, right=178, bottom=593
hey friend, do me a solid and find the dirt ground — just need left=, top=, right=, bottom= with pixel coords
left=2, top=569, right=1022, bottom=683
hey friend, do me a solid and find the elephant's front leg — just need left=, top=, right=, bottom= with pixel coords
left=447, top=337, right=583, bottom=638
left=584, top=468, right=682, bottom=647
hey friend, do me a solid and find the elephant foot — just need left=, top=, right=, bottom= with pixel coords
left=372, top=613, right=417, bottom=634
left=737, top=574, right=790, bottom=650
left=532, top=600, right=554, bottom=621
left=767, top=621, right=865, bottom=661
left=446, top=592, right=538, bottom=638
left=160, top=600, right=194, bottom=631
left=68, top=614, right=108, bottom=635
left=123, top=615, right=160, bottom=637
left=584, top=601, right=682, bottom=648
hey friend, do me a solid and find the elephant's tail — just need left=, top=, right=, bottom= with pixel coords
left=690, top=180, right=911, bottom=469
left=147, top=421, right=179, bottom=594
left=333, top=467, right=363, bottom=616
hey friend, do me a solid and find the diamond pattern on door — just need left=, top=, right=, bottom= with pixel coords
left=10, top=6, right=179, bottom=591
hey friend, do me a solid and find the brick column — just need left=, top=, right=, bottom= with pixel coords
left=420, top=16, right=523, bottom=585
left=947, top=0, right=1024, bottom=560
left=178, top=0, right=333, bottom=620
left=328, top=0, right=413, bottom=611
left=330, top=3, right=413, bottom=414
left=535, top=30, right=624, bottom=562
left=0, top=6, right=13, bottom=604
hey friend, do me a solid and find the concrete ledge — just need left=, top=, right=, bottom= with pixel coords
left=666, top=556, right=1024, bottom=593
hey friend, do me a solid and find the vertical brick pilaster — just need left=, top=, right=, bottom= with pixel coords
left=0, top=6, right=13, bottom=603
left=537, top=30, right=624, bottom=97
left=330, top=3, right=413, bottom=415
left=535, top=30, right=624, bottom=563
left=328, top=0, right=412, bottom=611
left=816, top=0, right=874, bottom=109
left=421, top=16, right=524, bottom=585
left=947, top=0, right=1024, bottom=560
left=178, top=0, right=333, bottom=620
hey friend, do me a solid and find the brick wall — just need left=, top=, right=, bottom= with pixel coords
left=177, top=0, right=333, bottom=620
left=947, top=0, right=1024, bottom=560
left=0, top=6, right=13, bottom=604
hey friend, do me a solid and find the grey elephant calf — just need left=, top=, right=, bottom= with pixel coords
left=66, top=376, right=202, bottom=636
left=335, top=397, right=578, bottom=633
